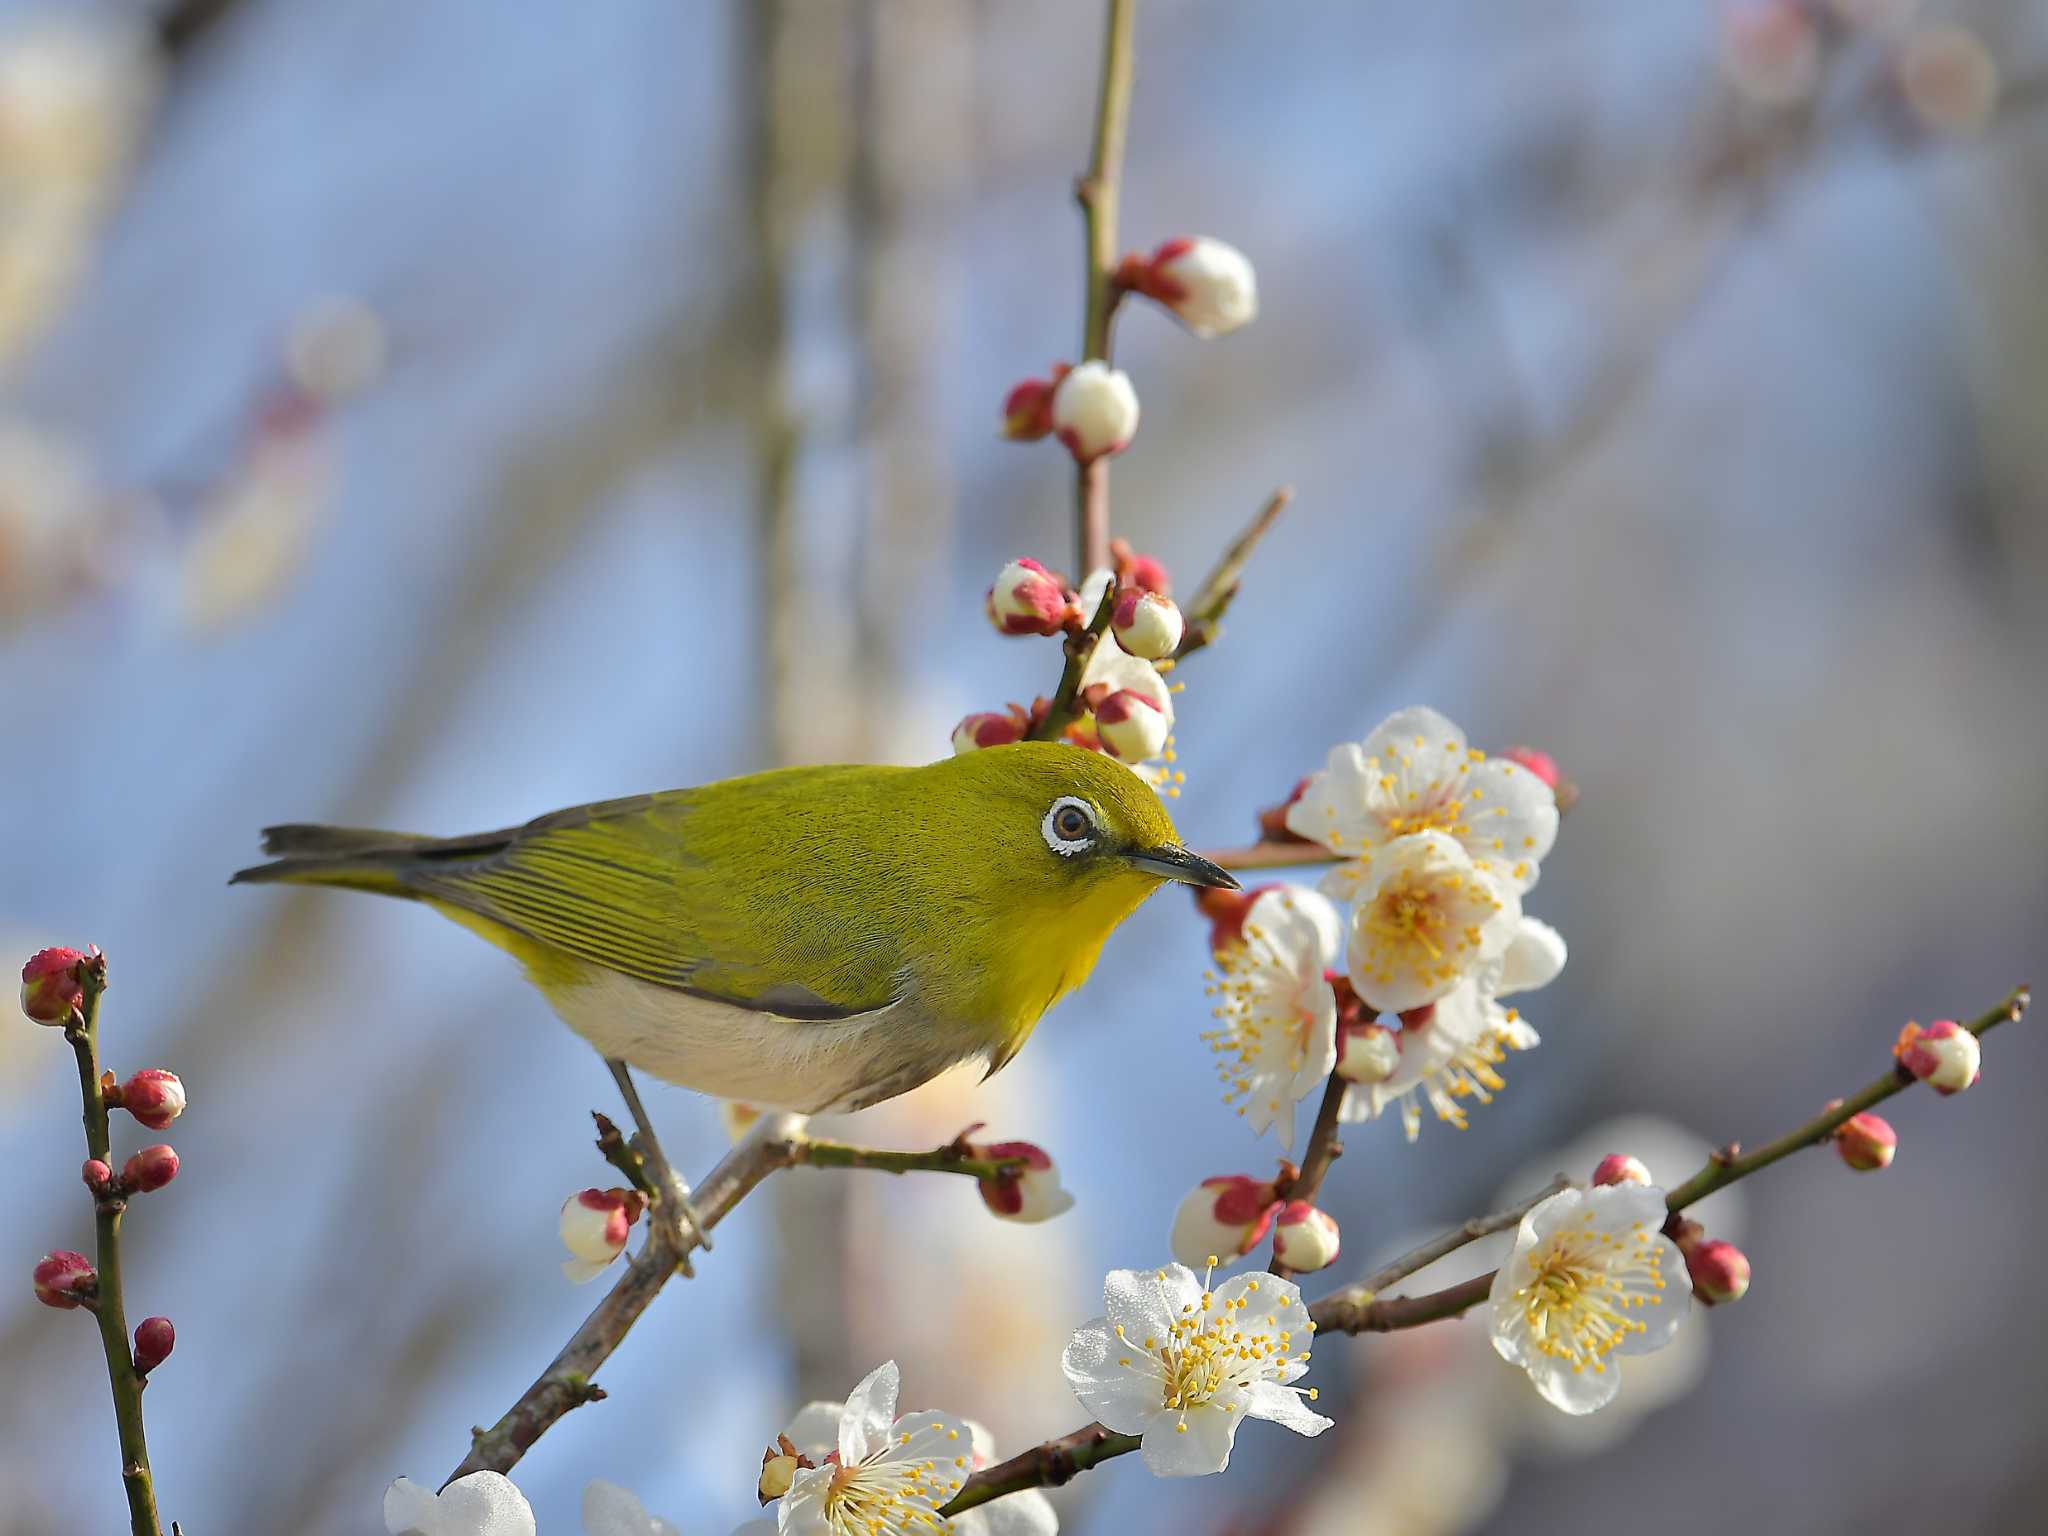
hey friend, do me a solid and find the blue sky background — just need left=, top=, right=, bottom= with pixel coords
left=4, top=2, right=2047, bottom=1532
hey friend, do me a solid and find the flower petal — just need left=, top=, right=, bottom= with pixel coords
left=434, top=1472, right=536, bottom=1536
left=1360, top=705, right=1466, bottom=764
left=1524, top=1349, right=1624, bottom=1415
left=384, top=1479, right=443, bottom=1536
left=839, top=1360, right=899, bottom=1464
left=1102, top=1265, right=1187, bottom=1344
left=961, top=1487, right=1060, bottom=1536
left=1498, top=916, right=1567, bottom=996
left=1139, top=1404, right=1240, bottom=1476
left=1466, top=758, right=1558, bottom=892
left=581, top=1479, right=677, bottom=1536
left=1242, top=1379, right=1334, bottom=1438
left=782, top=1401, right=844, bottom=1462
left=1061, top=1318, right=1163, bottom=1435
left=777, top=1465, right=836, bottom=1535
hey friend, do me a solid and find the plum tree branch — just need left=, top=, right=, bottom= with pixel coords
left=946, top=984, right=2031, bottom=1515
left=1074, top=0, right=1138, bottom=577
left=447, top=1112, right=1032, bottom=1483
left=64, top=959, right=165, bottom=1536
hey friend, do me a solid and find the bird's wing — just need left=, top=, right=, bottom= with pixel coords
left=402, top=778, right=901, bottom=1018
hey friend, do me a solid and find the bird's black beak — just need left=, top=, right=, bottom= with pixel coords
left=1123, top=843, right=1240, bottom=890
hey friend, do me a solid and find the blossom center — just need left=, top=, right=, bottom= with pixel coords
left=821, top=1442, right=953, bottom=1535
left=1511, top=1213, right=1668, bottom=1375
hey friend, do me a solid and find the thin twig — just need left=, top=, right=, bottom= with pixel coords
left=1073, top=0, right=1138, bottom=577
left=1271, top=1073, right=1348, bottom=1278
left=1172, top=486, right=1292, bottom=660
left=1320, top=1173, right=1572, bottom=1317
left=1030, top=574, right=1120, bottom=741
left=445, top=1117, right=1028, bottom=1482
left=946, top=985, right=2031, bottom=1514
left=448, top=1113, right=809, bottom=1482
left=1313, top=984, right=2031, bottom=1336
left=1196, top=841, right=1340, bottom=872
left=65, top=960, right=164, bottom=1536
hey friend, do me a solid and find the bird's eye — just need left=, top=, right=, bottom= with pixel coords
left=1042, top=796, right=1099, bottom=857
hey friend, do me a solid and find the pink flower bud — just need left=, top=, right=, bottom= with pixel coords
left=32, top=1250, right=96, bottom=1309
left=1257, top=777, right=1313, bottom=844
left=559, top=1188, right=638, bottom=1283
left=1500, top=745, right=1560, bottom=789
left=81, top=1159, right=113, bottom=1195
left=985, top=557, right=1069, bottom=637
left=1169, top=1174, right=1281, bottom=1270
left=1591, top=1153, right=1653, bottom=1188
left=971, top=1139, right=1075, bottom=1224
left=1834, top=1110, right=1898, bottom=1172
left=1896, top=1018, right=1981, bottom=1095
left=1110, top=588, right=1183, bottom=661
left=133, top=1316, right=175, bottom=1374
left=1093, top=688, right=1169, bottom=762
left=1121, top=237, right=1259, bottom=338
left=120, top=1069, right=186, bottom=1130
left=1113, top=545, right=1172, bottom=597
left=1051, top=361, right=1139, bottom=464
left=1196, top=884, right=1275, bottom=953
left=950, top=707, right=1029, bottom=756
left=1271, top=1201, right=1341, bottom=1273
left=1684, top=1238, right=1752, bottom=1305
left=20, top=947, right=88, bottom=1024
left=122, top=1145, right=179, bottom=1193
left=1334, top=1016, right=1399, bottom=1085
left=1898, top=26, right=1999, bottom=137
left=1720, top=0, right=1821, bottom=105
left=1000, top=375, right=1058, bottom=441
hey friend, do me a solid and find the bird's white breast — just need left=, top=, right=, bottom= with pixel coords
left=542, top=967, right=988, bottom=1114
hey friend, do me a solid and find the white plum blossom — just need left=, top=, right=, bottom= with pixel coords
left=1062, top=1262, right=1331, bottom=1476
left=760, top=1390, right=1056, bottom=1536
left=1287, top=706, right=1559, bottom=899
left=582, top=1481, right=678, bottom=1536
left=1051, top=361, right=1139, bottom=462
left=1488, top=1184, right=1690, bottom=1415
left=1343, top=915, right=1563, bottom=1141
left=384, top=1473, right=535, bottom=1536
left=777, top=1361, right=972, bottom=1535
left=1344, top=831, right=1520, bottom=1014
left=1200, top=885, right=1341, bottom=1148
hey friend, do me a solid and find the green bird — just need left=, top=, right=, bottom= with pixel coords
left=233, top=743, right=1236, bottom=1114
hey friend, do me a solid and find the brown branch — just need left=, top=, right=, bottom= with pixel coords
left=63, top=960, right=164, bottom=1536
left=449, top=1113, right=807, bottom=1482
left=1073, top=0, right=1137, bottom=577
left=1196, top=841, right=1340, bottom=872
left=943, top=1422, right=1141, bottom=1517
left=946, top=985, right=2031, bottom=1518
left=447, top=1115, right=1036, bottom=1482
left=1314, top=984, right=2030, bottom=1336
left=1029, top=573, right=1120, bottom=740
left=1173, top=486, right=1292, bottom=661
left=1271, top=1072, right=1348, bottom=1279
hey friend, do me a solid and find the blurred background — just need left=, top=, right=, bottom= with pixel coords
left=2, top=0, right=2045, bottom=1531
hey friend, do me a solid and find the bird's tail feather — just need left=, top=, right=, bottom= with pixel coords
left=231, top=823, right=512, bottom=896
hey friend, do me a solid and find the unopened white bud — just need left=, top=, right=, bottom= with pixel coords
left=1051, top=362, right=1139, bottom=464
left=1271, top=1201, right=1341, bottom=1273
left=1111, top=588, right=1183, bottom=660
left=1094, top=689, right=1170, bottom=762
left=1134, top=236, right=1259, bottom=338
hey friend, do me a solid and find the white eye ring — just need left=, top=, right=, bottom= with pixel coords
left=1042, top=796, right=1099, bottom=857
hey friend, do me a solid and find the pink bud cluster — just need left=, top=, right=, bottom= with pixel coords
left=1000, top=235, right=1257, bottom=465
left=960, top=545, right=1185, bottom=770
left=1169, top=1164, right=1342, bottom=1273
